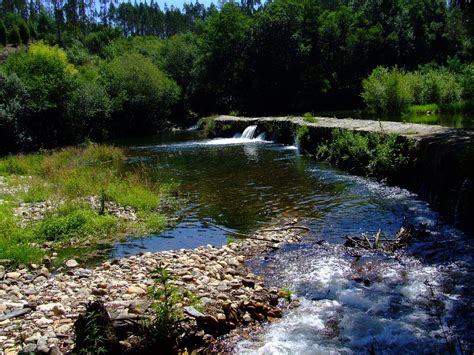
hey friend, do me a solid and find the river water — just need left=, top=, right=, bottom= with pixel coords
left=115, top=128, right=472, bottom=353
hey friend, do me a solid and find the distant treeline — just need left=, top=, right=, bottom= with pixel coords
left=0, top=0, right=473, bottom=153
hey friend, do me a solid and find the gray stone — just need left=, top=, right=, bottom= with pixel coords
left=65, top=259, right=78, bottom=268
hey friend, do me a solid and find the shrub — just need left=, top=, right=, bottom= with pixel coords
left=296, top=124, right=310, bottom=146
left=0, top=21, right=6, bottom=46
left=100, top=53, right=180, bottom=135
left=7, top=25, right=20, bottom=46
left=316, top=129, right=415, bottom=176
left=197, top=116, right=217, bottom=136
left=362, top=66, right=464, bottom=115
left=18, top=21, right=30, bottom=45
left=362, top=66, right=414, bottom=115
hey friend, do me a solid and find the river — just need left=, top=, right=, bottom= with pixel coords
left=114, top=127, right=472, bottom=353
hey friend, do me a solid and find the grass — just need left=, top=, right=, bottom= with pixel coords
left=303, top=112, right=318, bottom=123
left=407, top=100, right=474, bottom=116
left=0, top=143, right=174, bottom=267
left=406, top=104, right=440, bottom=115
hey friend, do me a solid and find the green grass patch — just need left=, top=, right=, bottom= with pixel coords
left=0, top=153, right=44, bottom=175
left=35, top=204, right=120, bottom=242
left=0, top=143, right=175, bottom=267
left=303, top=112, right=318, bottom=123
left=406, top=104, right=440, bottom=115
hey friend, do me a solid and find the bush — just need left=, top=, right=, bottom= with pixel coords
left=0, top=21, right=6, bottom=46
left=362, top=66, right=464, bottom=115
left=316, top=129, right=415, bottom=176
left=0, top=72, right=30, bottom=153
left=18, top=21, right=30, bottom=45
left=7, top=25, right=20, bottom=46
left=197, top=116, right=217, bottom=136
left=362, top=66, right=414, bottom=115
left=100, top=53, right=180, bottom=135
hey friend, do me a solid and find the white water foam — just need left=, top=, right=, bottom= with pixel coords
left=235, top=242, right=473, bottom=354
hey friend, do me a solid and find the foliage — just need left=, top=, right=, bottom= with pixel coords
left=100, top=53, right=180, bottom=135
left=0, top=20, right=6, bottom=46
left=303, top=113, right=318, bottom=123
left=35, top=204, right=118, bottom=242
left=4, top=42, right=78, bottom=148
left=317, top=129, right=415, bottom=176
left=0, top=0, right=473, bottom=154
left=362, top=66, right=465, bottom=115
left=18, top=21, right=29, bottom=45
left=296, top=124, right=310, bottom=146
left=0, top=71, right=30, bottom=153
left=7, top=25, right=20, bottom=46
left=148, top=267, right=184, bottom=344
left=197, top=116, right=217, bottom=136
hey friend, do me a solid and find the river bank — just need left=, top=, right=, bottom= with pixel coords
left=0, top=223, right=308, bottom=353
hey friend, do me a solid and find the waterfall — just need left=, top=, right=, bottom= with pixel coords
left=241, top=125, right=258, bottom=139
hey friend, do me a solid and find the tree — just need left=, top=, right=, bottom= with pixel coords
left=4, top=42, right=78, bottom=147
left=7, top=25, right=21, bottom=46
left=18, top=21, right=30, bottom=45
left=0, top=72, right=30, bottom=153
left=0, top=21, right=6, bottom=46
left=100, top=53, right=180, bottom=135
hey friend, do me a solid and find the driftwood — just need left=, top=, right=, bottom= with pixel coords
left=343, top=224, right=428, bottom=252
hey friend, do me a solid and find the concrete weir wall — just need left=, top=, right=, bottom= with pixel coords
left=213, top=115, right=474, bottom=233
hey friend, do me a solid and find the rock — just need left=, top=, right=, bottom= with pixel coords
left=184, top=306, right=205, bottom=318
left=92, top=288, right=107, bottom=296
left=126, top=286, right=146, bottom=295
left=49, top=346, right=63, bottom=355
left=242, top=312, right=252, bottom=322
left=36, top=337, right=49, bottom=353
left=22, top=343, right=37, bottom=353
left=37, top=303, right=65, bottom=315
left=5, top=272, right=21, bottom=279
left=65, top=259, right=78, bottom=268
left=0, top=307, right=31, bottom=321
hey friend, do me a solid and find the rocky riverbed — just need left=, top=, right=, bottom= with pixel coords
left=0, top=224, right=308, bottom=354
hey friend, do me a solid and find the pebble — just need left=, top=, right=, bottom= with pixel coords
left=65, top=259, right=78, bottom=268
left=0, top=225, right=306, bottom=352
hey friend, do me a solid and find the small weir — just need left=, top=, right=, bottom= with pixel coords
left=117, top=127, right=473, bottom=353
